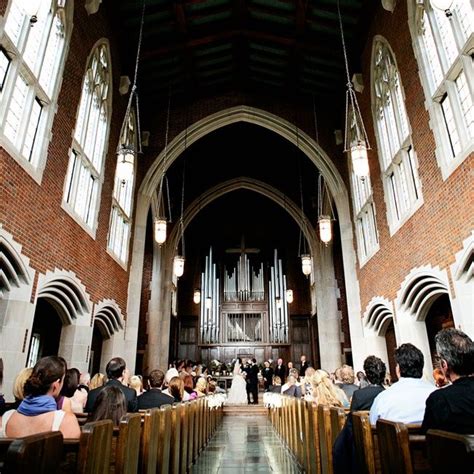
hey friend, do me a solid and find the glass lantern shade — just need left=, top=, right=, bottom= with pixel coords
left=17, top=0, right=43, bottom=17
left=286, top=289, right=294, bottom=304
left=301, top=254, right=312, bottom=276
left=116, top=147, right=135, bottom=182
left=173, top=255, right=185, bottom=277
left=318, top=216, right=333, bottom=244
left=205, top=296, right=212, bottom=310
left=351, top=142, right=370, bottom=178
left=430, top=0, right=453, bottom=11
left=193, top=289, right=201, bottom=305
left=154, top=218, right=167, bottom=245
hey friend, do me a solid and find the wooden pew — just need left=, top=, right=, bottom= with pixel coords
left=352, top=411, right=377, bottom=474
left=115, top=413, right=141, bottom=474
left=318, top=404, right=333, bottom=474
left=170, top=403, right=182, bottom=474
left=2, top=431, right=63, bottom=474
left=306, top=401, right=321, bottom=474
left=77, top=420, right=113, bottom=474
left=139, top=408, right=160, bottom=473
left=376, top=419, right=413, bottom=474
left=330, top=407, right=347, bottom=448
left=427, top=429, right=474, bottom=474
left=157, top=405, right=172, bottom=474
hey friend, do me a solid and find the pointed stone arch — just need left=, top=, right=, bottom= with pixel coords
left=126, top=105, right=364, bottom=372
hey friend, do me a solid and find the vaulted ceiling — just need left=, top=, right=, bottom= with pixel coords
left=114, top=0, right=373, bottom=106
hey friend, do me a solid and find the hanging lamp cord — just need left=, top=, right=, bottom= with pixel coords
left=121, top=0, right=146, bottom=151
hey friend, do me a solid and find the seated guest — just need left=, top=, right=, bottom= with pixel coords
left=301, top=367, right=316, bottom=396
left=370, top=343, right=435, bottom=425
left=57, top=368, right=80, bottom=412
left=422, top=329, right=474, bottom=434
left=85, top=357, right=138, bottom=413
left=129, top=375, right=144, bottom=396
left=195, top=377, right=207, bottom=397
left=183, top=374, right=198, bottom=400
left=0, top=356, right=80, bottom=439
left=89, top=372, right=105, bottom=390
left=308, top=370, right=348, bottom=407
left=88, top=385, right=127, bottom=427
left=268, top=376, right=282, bottom=393
left=340, top=365, right=359, bottom=401
left=138, top=370, right=174, bottom=409
left=168, top=377, right=185, bottom=402
left=333, top=356, right=387, bottom=474
left=282, top=375, right=302, bottom=398
left=282, top=369, right=302, bottom=394
left=11, top=367, right=33, bottom=409
left=71, top=372, right=90, bottom=414
left=356, top=371, right=369, bottom=389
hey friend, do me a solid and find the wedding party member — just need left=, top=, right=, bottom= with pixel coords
left=299, top=355, right=310, bottom=378
left=274, top=358, right=287, bottom=381
left=246, top=359, right=259, bottom=405
left=369, top=343, right=435, bottom=425
left=85, top=357, right=138, bottom=413
left=138, top=370, right=174, bottom=409
left=0, top=356, right=80, bottom=439
left=422, top=329, right=474, bottom=434
left=262, top=361, right=274, bottom=392
left=88, top=385, right=127, bottom=427
left=226, top=358, right=248, bottom=405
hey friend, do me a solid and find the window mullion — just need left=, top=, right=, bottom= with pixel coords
left=447, top=78, right=470, bottom=148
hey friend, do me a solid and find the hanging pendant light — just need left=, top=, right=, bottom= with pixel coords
left=116, top=145, right=135, bottom=183
left=337, top=0, right=371, bottom=179
left=154, top=218, right=167, bottom=245
left=193, top=289, right=201, bottom=304
left=173, top=255, right=185, bottom=277
left=301, top=254, right=312, bottom=276
left=286, top=289, right=294, bottom=304
left=351, top=141, right=370, bottom=178
left=318, top=215, right=333, bottom=245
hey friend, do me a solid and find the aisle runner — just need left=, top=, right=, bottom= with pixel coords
left=192, top=416, right=302, bottom=473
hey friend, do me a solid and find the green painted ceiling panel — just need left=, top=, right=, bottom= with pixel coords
left=187, top=0, right=230, bottom=12
left=302, top=66, right=341, bottom=80
left=197, top=65, right=234, bottom=78
left=189, top=11, right=232, bottom=26
left=249, top=53, right=287, bottom=67
left=194, top=43, right=233, bottom=57
left=249, top=75, right=284, bottom=87
left=249, top=10, right=293, bottom=25
left=249, top=65, right=284, bottom=78
left=249, top=42, right=288, bottom=57
left=303, top=54, right=344, bottom=69
left=250, top=0, right=295, bottom=13
left=196, top=54, right=233, bottom=68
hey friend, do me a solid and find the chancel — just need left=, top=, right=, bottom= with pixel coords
left=0, top=0, right=472, bottom=472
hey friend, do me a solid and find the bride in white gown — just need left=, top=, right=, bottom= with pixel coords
left=225, top=358, right=248, bottom=405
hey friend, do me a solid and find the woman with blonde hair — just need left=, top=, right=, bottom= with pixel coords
left=12, top=367, right=33, bottom=408
left=195, top=377, right=207, bottom=397
left=308, top=370, right=348, bottom=407
left=129, top=375, right=144, bottom=396
left=89, top=373, right=106, bottom=390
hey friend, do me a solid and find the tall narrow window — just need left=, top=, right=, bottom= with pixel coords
left=0, top=0, right=71, bottom=176
left=372, top=38, right=422, bottom=233
left=63, top=42, right=111, bottom=233
left=410, top=1, right=473, bottom=178
left=107, top=110, right=136, bottom=264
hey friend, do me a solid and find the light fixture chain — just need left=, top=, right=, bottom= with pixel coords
left=336, top=0, right=352, bottom=88
left=135, top=92, right=142, bottom=154
left=179, top=159, right=186, bottom=257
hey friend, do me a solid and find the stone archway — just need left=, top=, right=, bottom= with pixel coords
left=125, top=105, right=363, bottom=372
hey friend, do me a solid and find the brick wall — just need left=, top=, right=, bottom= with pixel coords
left=0, top=2, right=131, bottom=313
left=353, top=1, right=474, bottom=312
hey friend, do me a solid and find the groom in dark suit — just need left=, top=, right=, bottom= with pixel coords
left=246, top=358, right=259, bottom=404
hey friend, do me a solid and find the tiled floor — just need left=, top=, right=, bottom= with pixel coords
left=191, top=416, right=302, bottom=474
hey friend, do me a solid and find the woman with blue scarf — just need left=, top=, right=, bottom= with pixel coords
left=0, top=356, right=80, bottom=439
